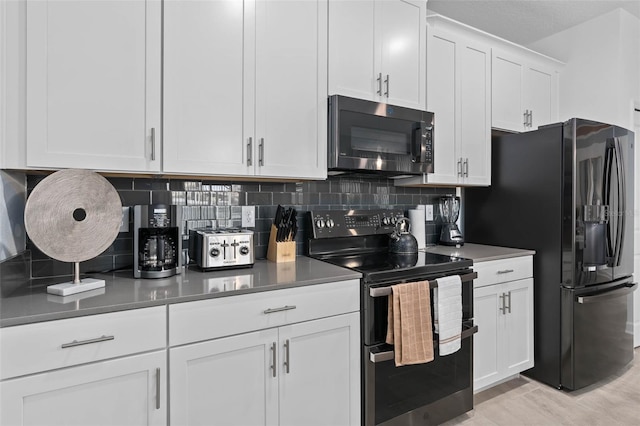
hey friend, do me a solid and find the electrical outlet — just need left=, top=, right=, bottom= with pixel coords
left=425, top=205, right=434, bottom=222
left=242, top=206, right=256, bottom=228
left=119, top=207, right=130, bottom=233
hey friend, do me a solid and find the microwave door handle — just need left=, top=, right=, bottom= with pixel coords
left=412, top=121, right=428, bottom=163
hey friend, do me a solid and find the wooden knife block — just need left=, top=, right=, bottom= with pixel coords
left=267, top=225, right=296, bottom=263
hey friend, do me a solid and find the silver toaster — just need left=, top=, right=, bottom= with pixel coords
left=189, top=228, right=255, bottom=270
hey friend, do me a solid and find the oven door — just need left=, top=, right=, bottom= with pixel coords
left=364, top=321, right=477, bottom=426
left=328, top=95, right=433, bottom=175
left=363, top=270, right=475, bottom=346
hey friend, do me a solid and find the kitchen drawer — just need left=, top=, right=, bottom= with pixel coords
left=0, top=306, right=166, bottom=380
left=473, top=255, right=533, bottom=289
left=169, top=279, right=360, bottom=346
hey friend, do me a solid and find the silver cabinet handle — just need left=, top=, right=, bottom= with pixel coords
left=529, top=110, right=533, bottom=127
left=61, top=335, right=115, bottom=349
left=497, top=269, right=515, bottom=274
left=506, top=291, right=512, bottom=314
left=270, top=342, right=277, bottom=378
left=376, top=73, right=382, bottom=95
left=384, top=74, right=389, bottom=97
left=499, top=293, right=505, bottom=315
left=284, top=339, right=290, bottom=374
left=523, top=110, right=529, bottom=127
left=263, top=305, right=297, bottom=314
left=247, top=137, right=253, bottom=166
left=457, top=158, right=463, bottom=177
left=464, top=158, right=469, bottom=177
left=155, top=368, right=161, bottom=409
left=151, top=128, right=156, bottom=161
left=259, top=138, right=264, bottom=166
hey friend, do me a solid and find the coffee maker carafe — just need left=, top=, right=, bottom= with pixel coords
left=439, top=196, right=464, bottom=246
left=134, top=204, right=182, bottom=278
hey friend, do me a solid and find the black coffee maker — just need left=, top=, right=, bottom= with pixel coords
left=133, top=204, right=182, bottom=278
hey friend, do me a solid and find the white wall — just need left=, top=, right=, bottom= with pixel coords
left=529, top=8, right=640, bottom=131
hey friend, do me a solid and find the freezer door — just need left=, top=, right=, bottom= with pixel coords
left=564, top=120, right=634, bottom=288
left=560, top=280, right=637, bottom=390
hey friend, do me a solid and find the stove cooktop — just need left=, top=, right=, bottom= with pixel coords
left=314, top=250, right=472, bottom=284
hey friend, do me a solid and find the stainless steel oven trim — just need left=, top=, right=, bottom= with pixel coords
left=369, top=323, right=478, bottom=363
left=369, top=272, right=477, bottom=297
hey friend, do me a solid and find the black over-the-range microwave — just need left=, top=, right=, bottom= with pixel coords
left=328, top=95, right=434, bottom=177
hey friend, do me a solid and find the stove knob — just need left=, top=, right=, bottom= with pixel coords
left=209, top=248, right=220, bottom=258
left=391, top=217, right=398, bottom=225
left=382, top=217, right=391, bottom=226
left=316, top=219, right=325, bottom=229
left=239, top=246, right=250, bottom=256
left=326, top=219, right=335, bottom=228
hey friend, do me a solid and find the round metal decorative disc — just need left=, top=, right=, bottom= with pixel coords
left=24, top=169, right=123, bottom=263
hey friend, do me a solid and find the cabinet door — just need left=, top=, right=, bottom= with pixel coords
left=163, top=0, right=250, bottom=176
left=254, top=0, right=327, bottom=179
left=459, top=41, right=491, bottom=185
left=492, top=50, right=524, bottom=132
left=0, top=351, right=166, bottom=426
left=503, top=278, right=535, bottom=376
left=425, top=30, right=459, bottom=185
left=170, top=329, right=279, bottom=426
left=524, top=65, right=556, bottom=130
left=25, top=0, right=161, bottom=172
left=377, top=0, right=426, bottom=110
left=328, top=0, right=376, bottom=101
left=473, top=284, right=502, bottom=392
left=278, top=312, right=360, bottom=426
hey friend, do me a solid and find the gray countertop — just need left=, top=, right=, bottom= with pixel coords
left=0, top=257, right=362, bottom=328
left=423, top=243, right=535, bottom=262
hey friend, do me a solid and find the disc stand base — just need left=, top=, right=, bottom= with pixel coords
left=47, top=278, right=106, bottom=296
left=46, top=262, right=105, bottom=296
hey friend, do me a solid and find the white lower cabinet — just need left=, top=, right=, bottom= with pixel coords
left=170, top=313, right=360, bottom=426
left=0, top=307, right=168, bottom=426
left=473, top=256, right=534, bottom=392
left=169, top=280, right=361, bottom=426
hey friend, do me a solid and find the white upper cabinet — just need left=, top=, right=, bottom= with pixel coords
left=253, top=0, right=327, bottom=179
left=395, top=15, right=491, bottom=187
left=164, top=0, right=327, bottom=179
left=25, top=0, right=161, bottom=172
left=163, top=0, right=248, bottom=176
left=329, top=0, right=426, bottom=110
left=492, top=47, right=561, bottom=132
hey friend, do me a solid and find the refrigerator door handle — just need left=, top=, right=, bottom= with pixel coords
left=603, top=140, right=615, bottom=263
left=577, top=282, right=637, bottom=304
left=613, top=137, right=626, bottom=266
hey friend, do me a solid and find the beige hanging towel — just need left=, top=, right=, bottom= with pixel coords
left=385, top=280, right=434, bottom=366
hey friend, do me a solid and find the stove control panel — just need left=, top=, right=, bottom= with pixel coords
left=309, top=209, right=405, bottom=238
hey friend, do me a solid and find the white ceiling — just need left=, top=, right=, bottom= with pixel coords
left=427, top=0, right=640, bottom=46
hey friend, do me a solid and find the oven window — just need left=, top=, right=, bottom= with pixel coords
left=340, top=111, right=415, bottom=159
left=369, top=337, right=472, bottom=425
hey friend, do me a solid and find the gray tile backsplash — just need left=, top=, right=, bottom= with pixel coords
left=25, top=174, right=454, bottom=279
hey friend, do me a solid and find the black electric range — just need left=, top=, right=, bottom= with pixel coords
left=306, top=209, right=476, bottom=426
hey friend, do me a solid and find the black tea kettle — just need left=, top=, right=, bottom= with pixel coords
left=389, top=217, right=418, bottom=254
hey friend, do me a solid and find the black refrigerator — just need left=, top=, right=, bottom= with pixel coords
left=465, top=118, right=636, bottom=391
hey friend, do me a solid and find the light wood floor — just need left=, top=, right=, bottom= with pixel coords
left=443, top=348, right=640, bottom=425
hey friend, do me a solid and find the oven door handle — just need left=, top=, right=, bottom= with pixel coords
left=369, top=324, right=478, bottom=363
left=369, top=272, right=478, bottom=297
